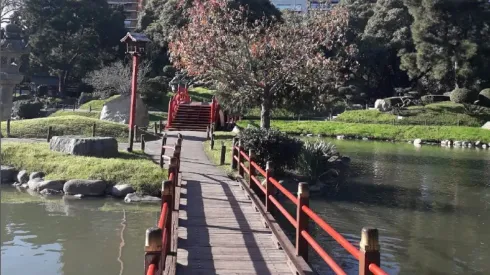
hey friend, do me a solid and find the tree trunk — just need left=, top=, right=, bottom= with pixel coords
left=260, top=88, right=272, bottom=129
left=58, top=71, right=69, bottom=96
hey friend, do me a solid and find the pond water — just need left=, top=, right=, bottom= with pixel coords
left=0, top=190, right=159, bottom=275
left=306, top=139, right=490, bottom=275
left=1, top=140, right=489, bottom=275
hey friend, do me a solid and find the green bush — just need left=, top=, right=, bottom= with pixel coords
left=297, top=140, right=348, bottom=186
left=450, top=88, right=477, bottom=104
left=237, top=127, right=303, bottom=171
left=12, top=100, right=43, bottom=119
left=479, top=89, right=490, bottom=107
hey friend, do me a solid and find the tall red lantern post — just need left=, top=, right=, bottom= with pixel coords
left=120, top=32, right=150, bottom=152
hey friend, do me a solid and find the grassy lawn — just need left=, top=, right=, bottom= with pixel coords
left=1, top=142, right=166, bottom=195
left=203, top=132, right=236, bottom=175
left=50, top=110, right=101, bottom=119
left=188, top=87, right=215, bottom=102
left=336, top=102, right=490, bottom=127
left=1, top=116, right=129, bottom=141
left=237, top=119, right=490, bottom=142
left=79, top=95, right=120, bottom=110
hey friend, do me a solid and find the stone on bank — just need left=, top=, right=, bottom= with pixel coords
left=63, top=179, right=107, bottom=196
left=49, top=136, right=118, bottom=158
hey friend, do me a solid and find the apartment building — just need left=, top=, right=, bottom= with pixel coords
left=107, top=0, right=142, bottom=30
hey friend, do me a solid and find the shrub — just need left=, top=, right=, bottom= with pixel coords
left=450, top=88, right=477, bottom=104
left=297, top=140, right=346, bottom=185
left=237, top=127, right=303, bottom=171
left=421, top=95, right=450, bottom=105
left=12, top=100, right=43, bottom=119
left=479, top=89, right=490, bottom=107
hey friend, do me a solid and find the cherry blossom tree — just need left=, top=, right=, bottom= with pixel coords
left=169, top=0, right=353, bottom=128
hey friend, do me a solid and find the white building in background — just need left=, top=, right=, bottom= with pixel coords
left=269, top=0, right=339, bottom=13
left=107, top=0, right=143, bottom=30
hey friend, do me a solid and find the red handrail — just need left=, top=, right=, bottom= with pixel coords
left=232, top=146, right=389, bottom=275
left=145, top=135, right=183, bottom=275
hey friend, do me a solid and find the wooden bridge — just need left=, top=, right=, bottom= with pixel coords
left=141, top=131, right=389, bottom=275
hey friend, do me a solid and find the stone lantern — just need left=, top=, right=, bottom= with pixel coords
left=0, top=22, right=29, bottom=121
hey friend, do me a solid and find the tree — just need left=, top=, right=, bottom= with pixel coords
left=400, top=0, right=490, bottom=93
left=358, top=0, right=413, bottom=98
left=83, top=60, right=151, bottom=98
left=0, top=0, right=22, bottom=23
left=22, top=0, right=126, bottom=96
left=169, top=0, right=352, bottom=128
left=138, top=0, right=281, bottom=90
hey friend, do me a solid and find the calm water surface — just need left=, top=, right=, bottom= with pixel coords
left=0, top=191, right=158, bottom=275
left=306, top=140, right=490, bottom=275
left=1, top=140, right=489, bottom=275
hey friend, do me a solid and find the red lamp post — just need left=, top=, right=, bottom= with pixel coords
left=120, top=32, right=150, bottom=152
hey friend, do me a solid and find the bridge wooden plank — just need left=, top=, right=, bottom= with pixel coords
left=165, top=131, right=295, bottom=275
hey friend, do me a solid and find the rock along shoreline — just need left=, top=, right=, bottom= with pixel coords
left=1, top=166, right=161, bottom=203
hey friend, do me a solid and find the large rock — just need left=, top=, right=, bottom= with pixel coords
left=111, top=184, right=135, bottom=198
left=99, top=94, right=149, bottom=127
left=29, top=171, right=45, bottom=180
left=17, top=170, right=29, bottom=184
left=63, top=179, right=107, bottom=196
left=1, top=166, right=17, bottom=184
left=483, top=121, right=490, bottom=130
left=37, top=180, right=66, bottom=192
left=27, top=178, right=43, bottom=190
left=49, top=136, right=118, bottom=158
left=374, top=99, right=390, bottom=112
left=124, top=193, right=160, bottom=203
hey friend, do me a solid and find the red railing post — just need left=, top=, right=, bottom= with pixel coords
left=167, top=98, right=173, bottom=128
left=231, top=137, right=237, bottom=170
left=169, top=157, right=178, bottom=189
left=265, top=161, right=274, bottom=212
left=162, top=180, right=173, bottom=254
left=238, top=139, right=244, bottom=177
left=144, top=227, right=162, bottom=274
left=296, top=182, right=309, bottom=262
left=159, top=133, right=167, bottom=169
left=248, top=149, right=255, bottom=189
left=359, top=227, right=380, bottom=275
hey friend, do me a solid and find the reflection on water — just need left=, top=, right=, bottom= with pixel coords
left=1, top=190, right=158, bottom=275
left=308, top=139, right=490, bottom=275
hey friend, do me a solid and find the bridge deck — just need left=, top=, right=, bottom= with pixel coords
left=155, top=132, right=292, bottom=275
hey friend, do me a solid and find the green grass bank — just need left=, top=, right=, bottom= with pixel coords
left=2, top=116, right=129, bottom=141
left=1, top=142, right=166, bottom=195
left=237, top=120, right=490, bottom=143
left=336, top=102, right=490, bottom=127
left=79, top=95, right=120, bottom=110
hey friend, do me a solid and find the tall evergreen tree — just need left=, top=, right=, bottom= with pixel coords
left=400, top=0, right=490, bottom=93
left=23, top=0, right=126, bottom=95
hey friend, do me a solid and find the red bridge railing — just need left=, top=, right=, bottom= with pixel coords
left=231, top=138, right=389, bottom=275
left=167, top=85, right=191, bottom=129
left=144, top=133, right=183, bottom=275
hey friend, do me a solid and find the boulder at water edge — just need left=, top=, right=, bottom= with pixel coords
left=40, top=189, right=63, bottom=196
left=99, top=94, right=149, bottom=127
left=1, top=166, right=17, bottom=184
left=29, top=171, right=45, bottom=180
left=37, top=180, right=66, bottom=192
left=413, top=139, right=422, bottom=145
left=27, top=178, right=43, bottom=190
left=49, top=136, right=118, bottom=158
left=17, top=170, right=29, bottom=184
left=374, top=99, right=390, bottom=112
left=63, top=179, right=107, bottom=196
left=111, top=184, right=135, bottom=198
